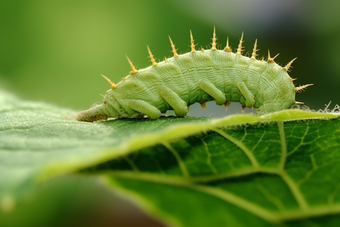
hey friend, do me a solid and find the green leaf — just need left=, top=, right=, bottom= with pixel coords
left=99, top=117, right=340, bottom=226
left=1, top=90, right=340, bottom=226
left=0, top=91, right=210, bottom=208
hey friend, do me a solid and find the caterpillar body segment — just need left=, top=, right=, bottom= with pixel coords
left=76, top=29, right=311, bottom=122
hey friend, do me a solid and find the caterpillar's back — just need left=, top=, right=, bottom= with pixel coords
left=76, top=28, right=312, bottom=122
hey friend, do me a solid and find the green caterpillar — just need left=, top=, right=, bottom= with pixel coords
left=76, top=28, right=312, bottom=122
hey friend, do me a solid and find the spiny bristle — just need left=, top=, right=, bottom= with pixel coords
left=190, top=30, right=196, bottom=52
left=147, top=45, right=157, bottom=66
left=211, top=26, right=217, bottom=51
left=168, top=36, right=178, bottom=57
left=267, top=50, right=280, bottom=63
left=224, top=37, right=232, bottom=52
left=164, top=56, right=168, bottom=61
left=251, top=39, right=258, bottom=59
left=236, top=32, right=244, bottom=55
left=295, top=101, right=304, bottom=105
left=200, top=46, right=204, bottom=51
left=122, top=77, right=126, bottom=81
left=200, top=102, right=206, bottom=110
left=295, top=84, right=313, bottom=93
left=224, top=102, right=231, bottom=112
left=101, top=74, right=117, bottom=89
left=290, top=78, right=297, bottom=82
left=284, top=57, right=297, bottom=72
left=125, top=55, right=138, bottom=75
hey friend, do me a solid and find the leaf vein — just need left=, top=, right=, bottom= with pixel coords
left=213, top=128, right=260, bottom=168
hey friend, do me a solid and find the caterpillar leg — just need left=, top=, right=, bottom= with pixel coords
left=198, top=80, right=226, bottom=105
left=237, top=82, right=255, bottom=107
left=129, top=100, right=162, bottom=119
left=159, top=86, right=187, bottom=117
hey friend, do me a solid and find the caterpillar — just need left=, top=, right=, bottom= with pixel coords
left=76, top=28, right=312, bottom=122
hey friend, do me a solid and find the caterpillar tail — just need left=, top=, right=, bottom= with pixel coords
left=75, top=104, right=108, bottom=122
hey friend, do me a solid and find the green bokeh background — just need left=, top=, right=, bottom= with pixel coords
left=1, top=0, right=340, bottom=116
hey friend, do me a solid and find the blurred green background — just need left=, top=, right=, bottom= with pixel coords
left=1, top=0, right=340, bottom=116
left=1, top=1, right=340, bottom=226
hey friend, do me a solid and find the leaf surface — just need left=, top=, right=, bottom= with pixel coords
left=1, top=90, right=340, bottom=226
